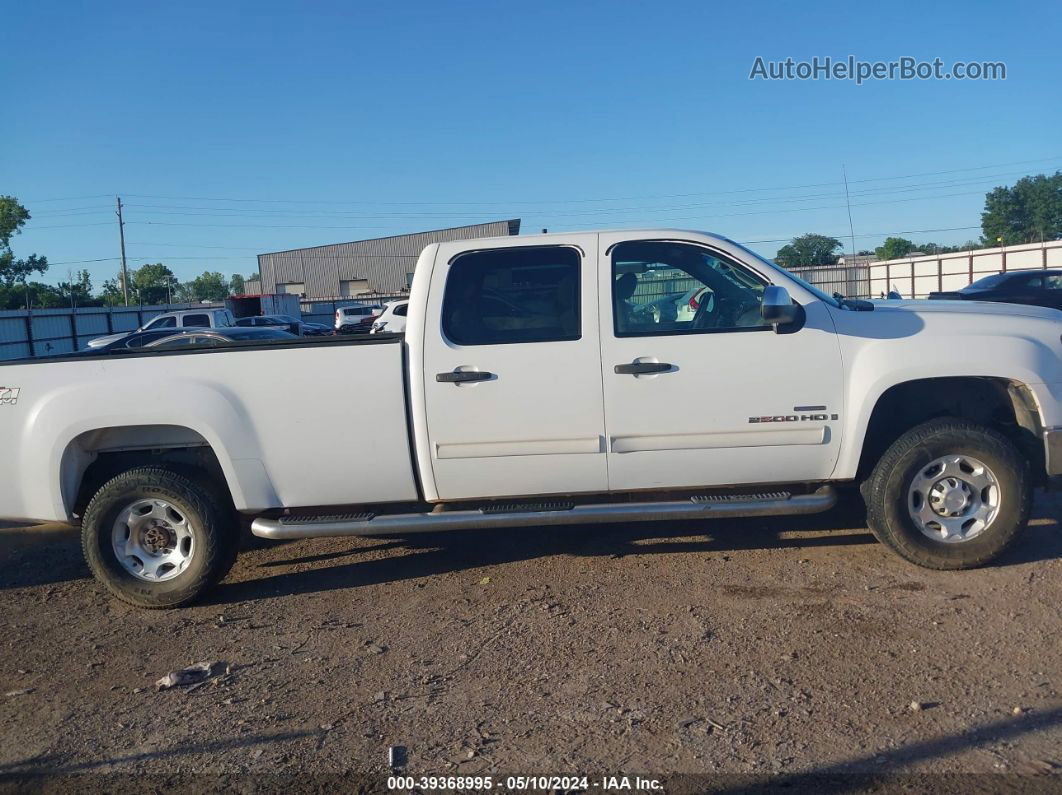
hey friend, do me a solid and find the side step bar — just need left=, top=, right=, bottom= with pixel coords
left=250, top=486, right=837, bottom=541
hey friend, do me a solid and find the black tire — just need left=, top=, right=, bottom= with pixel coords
left=82, top=466, right=239, bottom=608
left=863, top=418, right=1031, bottom=569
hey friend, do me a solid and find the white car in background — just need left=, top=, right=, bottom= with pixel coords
left=334, top=304, right=383, bottom=333
left=370, top=300, right=409, bottom=334
left=86, top=308, right=236, bottom=349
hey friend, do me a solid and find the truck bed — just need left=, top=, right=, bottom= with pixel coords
left=0, top=335, right=419, bottom=522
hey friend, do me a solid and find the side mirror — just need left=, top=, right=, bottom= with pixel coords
left=761, top=285, right=799, bottom=328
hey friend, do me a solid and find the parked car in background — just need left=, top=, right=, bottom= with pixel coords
left=929, top=269, right=1062, bottom=310
left=235, top=314, right=302, bottom=335
left=86, top=308, right=236, bottom=349
left=76, top=328, right=199, bottom=354
left=335, top=304, right=383, bottom=334
left=300, top=321, right=332, bottom=336
left=145, top=327, right=297, bottom=349
left=370, top=300, right=409, bottom=334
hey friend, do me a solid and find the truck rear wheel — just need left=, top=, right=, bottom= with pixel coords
left=81, top=466, right=238, bottom=608
left=863, top=419, right=1031, bottom=569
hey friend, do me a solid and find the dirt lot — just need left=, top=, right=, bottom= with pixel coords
left=1, top=491, right=1060, bottom=791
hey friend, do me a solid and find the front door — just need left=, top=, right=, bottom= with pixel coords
left=597, top=234, right=845, bottom=492
left=422, top=236, right=608, bottom=501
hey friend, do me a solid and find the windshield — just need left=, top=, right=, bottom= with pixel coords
left=724, top=239, right=841, bottom=307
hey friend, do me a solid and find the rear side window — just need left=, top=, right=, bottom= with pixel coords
left=182, top=313, right=210, bottom=328
left=442, top=246, right=580, bottom=346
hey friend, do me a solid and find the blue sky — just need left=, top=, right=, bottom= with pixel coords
left=5, top=0, right=1060, bottom=286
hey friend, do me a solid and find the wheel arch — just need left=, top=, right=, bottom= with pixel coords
left=60, top=425, right=236, bottom=519
left=851, top=376, right=1045, bottom=483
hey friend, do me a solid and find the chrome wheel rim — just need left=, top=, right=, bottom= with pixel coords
left=110, top=499, right=195, bottom=582
left=907, top=454, right=1000, bottom=543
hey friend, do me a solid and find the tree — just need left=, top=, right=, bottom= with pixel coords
left=57, top=269, right=96, bottom=307
left=981, top=172, right=1062, bottom=245
left=131, top=263, right=178, bottom=304
left=97, top=277, right=125, bottom=306
left=0, top=195, right=48, bottom=289
left=229, top=273, right=246, bottom=295
left=875, top=237, right=917, bottom=261
left=774, top=234, right=843, bottom=267
left=189, top=271, right=229, bottom=302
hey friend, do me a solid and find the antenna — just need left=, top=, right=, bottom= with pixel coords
left=842, top=165, right=857, bottom=261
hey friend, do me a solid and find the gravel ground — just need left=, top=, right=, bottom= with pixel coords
left=0, top=491, right=1060, bottom=792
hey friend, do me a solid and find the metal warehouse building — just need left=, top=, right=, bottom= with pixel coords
left=256, top=219, right=521, bottom=299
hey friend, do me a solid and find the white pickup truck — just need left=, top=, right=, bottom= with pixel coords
left=1, top=230, right=1059, bottom=608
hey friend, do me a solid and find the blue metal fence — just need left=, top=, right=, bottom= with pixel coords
left=0, top=303, right=220, bottom=361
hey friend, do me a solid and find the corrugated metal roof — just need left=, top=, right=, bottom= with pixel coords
left=256, top=220, right=520, bottom=298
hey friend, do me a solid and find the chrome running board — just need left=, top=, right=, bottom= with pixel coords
left=250, top=486, right=837, bottom=541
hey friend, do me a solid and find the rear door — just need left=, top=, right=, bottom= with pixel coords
left=420, top=236, right=608, bottom=501
left=597, top=233, right=844, bottom=492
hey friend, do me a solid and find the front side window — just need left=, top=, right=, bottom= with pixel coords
left=144, top=315, right=176, bottom=330
left=442, top=246, right=581, bottom=346
left=393, top=303, right=409, bottom=317
left=182, top=313, right=211, bottom=328
left=611, top=241, right=769, bottom=337
left=1044, top=274, right=1062, bottom=290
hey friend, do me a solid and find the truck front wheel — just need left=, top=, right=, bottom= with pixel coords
left=864, top=419, right=1031, bottom=569
left=81, top=466, right=238, bottom=608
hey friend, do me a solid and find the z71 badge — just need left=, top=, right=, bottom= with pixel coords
left=0, top=387, right=20, bottom=406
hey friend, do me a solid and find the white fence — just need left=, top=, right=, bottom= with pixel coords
left=871, top=240, right=1061, bottom=299
left=790, top=240, right=1062, bottom=300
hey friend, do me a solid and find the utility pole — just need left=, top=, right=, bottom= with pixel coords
left=842, top=165, right=857, bottom=263
left=116, top=195, right=129, bottom=305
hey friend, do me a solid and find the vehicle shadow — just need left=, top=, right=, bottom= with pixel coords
left=709, top=705, right=1062, bottom=792
left=210, top=490, right=1061, bottom=606
left=0, top=729, right=316, bottom=778
left=0, top=522, right=88, bottom=591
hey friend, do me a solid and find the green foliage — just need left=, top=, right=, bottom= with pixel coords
left=131, top=263, right=178, bottom=304
left=875, top=237, right=917, bottom=261
left=58, top=269, right=99, bottom=306
left=0, top=196, right=30, bottom=249
left=0, top=195, right=48, bottom=289
left=229, top=273, right=246, bottom=295
left=189, top=271, right=229, bottom=302
left=0, top=281, right=66, bottom=310
left=774, top=234, right=843, bottom=267
left=981, top=172, right=1062, bottom=245
left=98, top=277, right=125, bottom=306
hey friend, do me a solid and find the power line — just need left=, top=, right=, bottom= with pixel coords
left=112, top=155, right=1060, bottom=207
left=51, top=225, right=987, bottom=267
left=28, top=221, right=116, bottom=229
